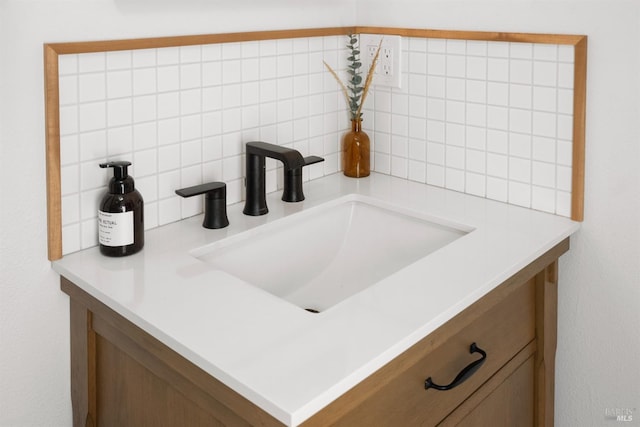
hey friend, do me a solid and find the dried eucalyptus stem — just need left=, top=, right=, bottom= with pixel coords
left=324, top=34, right=382, bottom=121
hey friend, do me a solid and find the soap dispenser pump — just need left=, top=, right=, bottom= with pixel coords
left=98, top=161, right=144, bottom=257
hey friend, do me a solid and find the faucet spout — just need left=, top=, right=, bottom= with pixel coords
left=243, top=141, right=324, bottom=216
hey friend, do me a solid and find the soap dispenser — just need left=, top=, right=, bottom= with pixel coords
left=98, top=161, right=144, bottom=257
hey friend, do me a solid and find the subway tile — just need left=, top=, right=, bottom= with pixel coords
left=487, top=58, right=509, bottom=82
left=510, top=43, right=533, bottom=59
left=78, top=102, right=106, bottom=132
left=486, top=176, right=508, bottom=202
left=60, top=135, right=79, bottom=166
left=222, top=83, right=242, bottom=109
left=466, top=126, right=486, bottom=151
left=532, top=136, right=556, bottom=163
left=222, top=59, right=242, bottom=85
left=533, top=86, right=557, bottom=112
left=427, top=76, right=445, bottom=98
left=487, top=152, right=508, bottom=178
left=534, top=44, right=557, bottom=61
left=80, top=220, right=98, bottom=249
left=157, top=47, right=180, bottom=65
left=558, top=45, right=575, bottom=63
left=446, top=55, right=466, bottom=78
left=487, top=42, right=509, bottom=58
left=487, top=129, right=508, bottom=154
left=157, top=65, right=180, bottom=92
left=133, top=95, right=157, bottom=123
left=508, top=181, right=531, bottom=207
left=509, top=108, right=532, bottom=134
left=466, top=80, right=486, bottom=103
left=58, top=54, right=78, bottom=75
left=533, top=61, right=557, bottom=87
left=445, top=122, right=465, bottom=146
left=487, top=82, right=508, bottom=106
left=222, top=42, right=243, bottom=60
left=181, top=63, right=202, bottom=89
left=158, top=197, right=181, bottom=226
left=465, top=171, right=486, bottom=197
left=408, top=159, right=427, bottom=183
left=181, top=114, right=202, bottom=141
left=134, top=149, right=158, bottom=178
left=445, top=168, right=465, bottom=191
left=62, top=224, right=81, bottom=255
left=466, top=149, right=486, bottom=174
left=556, top=191, right=572, bottom=216
left=466, top=41, right=487, bottom=57
left=79, top=73, right=106, bottom=103
left=157, top=92, right=180, bottom=118
left=107, top=126, right=133, bottom=156
left=446, top=145, right=465, bottom=169
left=557, top=139, right=573, bottom=166
left=59, top=105, right=78, bottom=136
left=107, top=70, right=133, bottom=98
left=427, top=53, right=446, bottom=75
left=391, top=155, right=408, bottom=178
left=80, top=130, right=107, bottom=161
left=158, top=118, right=180, bottom=146
left=446, top=78, right=465, bottom=101
left=409, top=51, right=427, bottom=74
left=532, top=186, right=556, bottom=213
left=133, top=122, right=157, bottom=151
left=558, top=89, right=574, bottom=115
left=509, top=157, right=531, bottom=183
left=79, top=52, right=106, bottom=73
left=133, top=68, right=157, bottom=95
left=558, top=63, right=573, bottom=89
left=59, top=76, right=78, bottom=105
left=532, top=161, right=556, bottom=188
left=427, top=142, right=445, bottom=166
left=426, top=164, right=445, bottom=187
left=107, top=98, right=132, bottom=127
left=532, top=111, right=556, bottom=137
left=557, top=115, right=574, bottom=140
left=509, top=133, right=532, bottom=159
left=202, top=61, right=222, bottom=87
left=466, top=103, right=486, bottom=128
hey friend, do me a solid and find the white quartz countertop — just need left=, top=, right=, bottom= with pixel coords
left=53, top=173, right=580, bottom=426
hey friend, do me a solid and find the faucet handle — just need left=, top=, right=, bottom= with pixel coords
left=303, top=155, right=324, bottom=167
left=175, top=182, right=229, bottom=229
left=282, top=155, right=325, bottom=202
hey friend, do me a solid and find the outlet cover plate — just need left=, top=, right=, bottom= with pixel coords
left=360, top=34, right=402, bottom=89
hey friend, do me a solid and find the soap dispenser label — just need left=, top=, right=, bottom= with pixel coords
left=99, top=211, right=134, bottom=247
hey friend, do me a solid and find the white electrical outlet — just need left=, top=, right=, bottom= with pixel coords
left=359, top=34, right=402, bottom=89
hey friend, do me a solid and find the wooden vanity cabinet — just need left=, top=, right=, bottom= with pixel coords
left=61, top=238, right=567, bottom=427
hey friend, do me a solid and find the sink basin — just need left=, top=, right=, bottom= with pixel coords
left=194, top=195, right=469, bottom=312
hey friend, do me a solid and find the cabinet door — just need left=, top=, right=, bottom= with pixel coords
left=443, top=355, right=534, bottom=427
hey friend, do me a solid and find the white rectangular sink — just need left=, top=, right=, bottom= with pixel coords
left=194, top=195, right=469, bottom=312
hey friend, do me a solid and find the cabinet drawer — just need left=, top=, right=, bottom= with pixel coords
left=311, top=277, right=535, bottom=427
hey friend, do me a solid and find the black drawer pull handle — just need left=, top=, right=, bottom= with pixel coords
left=424, top=343, right=487, bottom=391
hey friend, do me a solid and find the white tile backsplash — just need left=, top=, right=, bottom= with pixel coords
left=58, top=34, right=576, bottom=255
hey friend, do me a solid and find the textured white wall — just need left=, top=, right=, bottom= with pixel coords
left=2, top=0, right=638, bottom=426
left=0, top=1, right=354, bottom=425
left=356, top=0, right=640, bottom=425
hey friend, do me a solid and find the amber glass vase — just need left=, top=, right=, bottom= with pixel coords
left=342, top=119, right=370, bottom=178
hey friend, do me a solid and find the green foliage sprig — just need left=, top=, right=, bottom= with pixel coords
left=324, top=34, right=382, bottom=121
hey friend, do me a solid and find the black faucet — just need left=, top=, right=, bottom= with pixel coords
left=175, top=182, right=229, bottom=229
left=243, top=141, right=324, bottom=216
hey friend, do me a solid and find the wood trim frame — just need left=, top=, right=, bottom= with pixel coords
left=44, top=26, right=586, bottom=260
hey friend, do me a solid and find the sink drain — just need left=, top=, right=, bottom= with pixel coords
left=304, top=308, right=320, bottom=314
